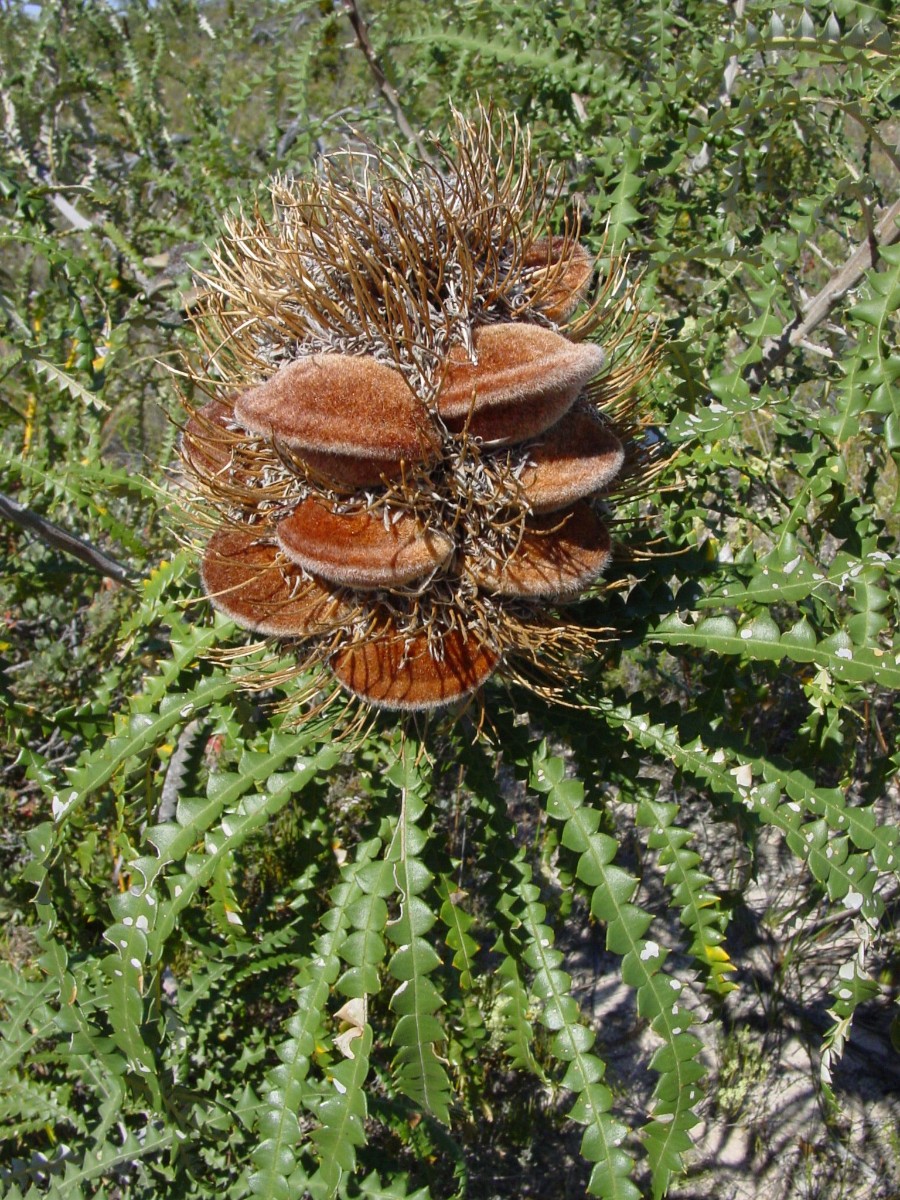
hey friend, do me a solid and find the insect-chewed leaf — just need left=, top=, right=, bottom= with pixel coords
left=470, top=502, right=612, bottom=598
left=437, top=324, right=605, bottom=445
left=234, top=355, right=440, bottom=484
left=521, top=236, right=595, bottom=321
left=277, top=498, right=454, bottom=589
left=517, top=409, right=625, bottom=513
left=332, top=625, right=498, bottom=710
left=201, top=525, right=350, bottom=636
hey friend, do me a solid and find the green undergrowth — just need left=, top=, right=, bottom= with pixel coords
left=1, top=1, right=898, bottom=1197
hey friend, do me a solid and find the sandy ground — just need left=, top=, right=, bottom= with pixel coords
left=464, top=763, right=900, bottom=1200
left=568, top=813, right=900, bottom=1200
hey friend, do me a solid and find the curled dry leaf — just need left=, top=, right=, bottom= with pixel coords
left=334, top=996, right=368, bottom=1059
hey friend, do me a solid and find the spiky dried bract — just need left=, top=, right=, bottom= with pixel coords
left=182, top=107, right=660, bottom=712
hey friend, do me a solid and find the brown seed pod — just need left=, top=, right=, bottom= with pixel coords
left=516, top=409, right=625, bottom=514
left=277, top=499, right=454, bottom=590
left=234, top=356, right=440, bottom=485
left=201, top=527, right=353, bottom=637
left=437, top=324, right=606, bottom=444
left=468, top=503, right=612, bottom=598
left=332, top=625, right=499, bottom=711
left=520, top=236, right=596, bottom=321
left=181, top=106, right=660, bottom=713
left=182, top=399, right=240, bottom=481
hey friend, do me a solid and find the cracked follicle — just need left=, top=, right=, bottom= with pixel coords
left=180, top=106, right=662, bottom=713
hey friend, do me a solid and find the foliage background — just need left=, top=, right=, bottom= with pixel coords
left=0, top=1, right=898, bottom=1198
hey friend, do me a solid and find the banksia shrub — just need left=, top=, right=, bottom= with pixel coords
left=181, top=110, right=658, bottom=712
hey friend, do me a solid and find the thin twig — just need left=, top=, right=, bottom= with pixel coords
left=719, top=0, right=746, bottom=107
left=745, top=194, right=900, bottom=392
left=0, top=490, right=136, bottom=587
left=340, top=0, right=433, bottom=163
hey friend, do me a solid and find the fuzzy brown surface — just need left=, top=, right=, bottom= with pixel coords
left=517, top=409, right=625, bottom=513
left=331, top=625, right=498, bottom=710
left=201, top=527, right=352, bottom=637
left=276, top=498, right=454, bottom=589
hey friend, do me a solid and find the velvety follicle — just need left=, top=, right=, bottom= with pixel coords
left=438, top=324, right=605, bottom=445
left=277, top=499, right=454, bottom=590
left=521, top=236, right=595, bottom=322
left=469, top=501, right=612, bottom=598
left=201, top=526, right=351, bottom=637
left=182, top=399, right=239, bottom=480
left=331, top=625, right=499, bottom=710
left=516, top=409, right=625, bottom=513
left=234, top=355, right=440, bottom=483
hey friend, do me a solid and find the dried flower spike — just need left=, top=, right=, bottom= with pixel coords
left=182, top=108, right=658, bottom=712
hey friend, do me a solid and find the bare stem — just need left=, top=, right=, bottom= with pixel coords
left=340, top=0, right=433, bottom=164
left=745, top=193, right=900, bottom=392
left=0, top=490, right=136, bottom=588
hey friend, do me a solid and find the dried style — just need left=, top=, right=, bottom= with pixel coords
left=181, top=110, right=659, bottom=712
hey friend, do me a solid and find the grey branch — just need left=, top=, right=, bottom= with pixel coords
left=0, top=490, right=136, bottom=588
left=341, top=0, right=433, bottom=164
left=745, top=194, right=900, bottom=392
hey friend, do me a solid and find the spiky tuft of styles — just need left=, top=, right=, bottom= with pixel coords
left=180, top=106, right=661, bottom=713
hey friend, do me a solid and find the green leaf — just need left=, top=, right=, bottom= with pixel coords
left=651, top=612, right=900, bottom=689
left=533, top=749, right=705, bottom=1196
left=384, top=743, right=452, bottom=1124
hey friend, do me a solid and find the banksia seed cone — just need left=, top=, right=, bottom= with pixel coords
left=181, top=109, right=658, bottom=712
